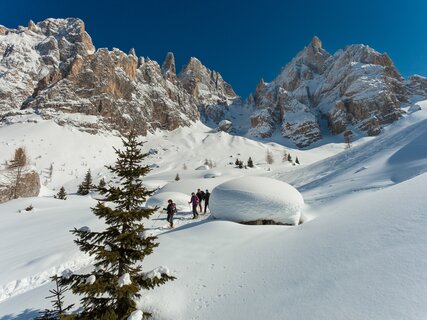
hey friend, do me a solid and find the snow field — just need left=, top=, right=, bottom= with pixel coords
left=0, top=104, right=427, bottom=319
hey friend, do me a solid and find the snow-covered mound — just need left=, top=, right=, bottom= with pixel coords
left=210, top=176, right=303, bottom=225
left=204, top=171, right=222, bottom=179
left=195, top=165, right=210, bottom=170
left=146, top=192, right=191, bottom=212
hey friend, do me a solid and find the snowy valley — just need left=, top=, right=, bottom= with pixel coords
left=0, top=99, right=427, bottom=319
left=1, top=17, right=427, bottom=320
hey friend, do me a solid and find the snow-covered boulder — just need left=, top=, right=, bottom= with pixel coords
left=218, top=119, right=232, bottom=132
left=141, top=180, right=169, bottom=190
left=210, top=176, right=303, bottom=225
left=195, top=165, right=210, bottom=170
left=146, top=192, right=190, bottom=211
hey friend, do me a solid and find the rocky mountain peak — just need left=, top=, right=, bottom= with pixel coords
left=249, top=37, right=410, bottom=147
left=28, top=20, right=37, bottom=31
left=128, top=48, right=136, bottom=56
left=0, top=17, right=241, bottom=137
left=161, top=52, right=177, bottom=83
left=179, top=56, right=237, bottom=104
left=310, top=36, right=322, bottom=49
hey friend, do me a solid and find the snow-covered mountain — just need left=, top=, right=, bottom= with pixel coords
left=1, top=18, right=427, bottom=147
left=248, top=36, right=410, bottom=147
left=0, top=18, right=237, bottom=135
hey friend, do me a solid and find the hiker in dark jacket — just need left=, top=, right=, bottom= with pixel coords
left=189, top=192, right=199, bottom=219
left=204, top=189, right=210, bottom=213
left=164, top=199, right=176, bottom=228
left=196, top=188, right=204, bottom=213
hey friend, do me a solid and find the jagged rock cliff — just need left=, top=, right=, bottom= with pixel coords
left=249, top=37, right=409, bottom=147
left=0, top=18, right=237, bottom=135
left=1, top=18, right=425, bottom=147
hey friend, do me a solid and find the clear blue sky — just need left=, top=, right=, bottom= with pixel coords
left=2, top=0, right=427, bottom=97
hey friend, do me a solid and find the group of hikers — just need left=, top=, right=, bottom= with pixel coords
left=163, top=188, right=211, bottom=228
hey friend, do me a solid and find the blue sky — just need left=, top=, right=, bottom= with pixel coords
left=2, top=0, right=427, bottom=97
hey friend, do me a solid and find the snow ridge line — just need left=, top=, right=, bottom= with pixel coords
left=0, top=255, right=93, bottom=303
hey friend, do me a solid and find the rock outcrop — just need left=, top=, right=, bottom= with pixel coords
left=406, top=75, right=427, bottom=98
left=0, top=18, right=238, bottom=135
left=249, top=37, right=409, bottom=147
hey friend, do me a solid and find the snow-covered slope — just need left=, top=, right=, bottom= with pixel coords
left=0, top=100, right=426, bottom=319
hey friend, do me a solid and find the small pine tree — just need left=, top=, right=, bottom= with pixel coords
left=266, top=150, right=274, bottom=165
left=54, top=186, right=67, bottom=200
left=282, top=150, right=288, bottom=162
left=287, top=154, right=292, bottom=162
left=61, top=131, right=175, bottom=319
left=235, top=158, right=240, bottom=166
left=98, top=178, right=106, bottom=189
left=247, top=157, right=254, bottom=168
left=175, top=173, right=180, bottom=181
left=295, top=156, right=300, bottom=165
left=36, top=275, right=74, bottom=320
left=77, top=169, right=92, bottom=195
left=238, top=160, right=244, bottom=169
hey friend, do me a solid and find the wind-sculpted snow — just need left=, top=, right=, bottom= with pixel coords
left=272, top=102, right=427, bottom=203
left=210, top=176, right=303, bottom=225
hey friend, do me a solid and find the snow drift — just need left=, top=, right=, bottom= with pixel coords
left=210, top=176, right=304, bottom=225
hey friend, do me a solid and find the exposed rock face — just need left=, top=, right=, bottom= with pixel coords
left=179, top=57, right=238, bottom=122
left=0, top=18, right=237, bottom=135
left=0, top=170, right=41, bottom=203
left=406, top=75, right=427, bottom=98
left=250, top=37, right=408, bottom=147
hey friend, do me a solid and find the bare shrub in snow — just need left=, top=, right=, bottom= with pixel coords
left=266, top=149, right=274, bottom=164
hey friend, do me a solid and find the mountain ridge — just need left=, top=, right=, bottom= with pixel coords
left=1, top=18, right=426, bottom=147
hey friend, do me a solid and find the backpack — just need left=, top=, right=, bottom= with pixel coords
left=172, top=203, right=177, bottom=213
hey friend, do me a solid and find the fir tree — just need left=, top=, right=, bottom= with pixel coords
left=175, top=173, right=180, bottom=181
left=287, top=154, right=292, bottom=162
left=235, top=158, right=240, bottom=166
left=77, top=169, right=92, bottom=195
left=61, top=131, right=175, bottom=319
left=98, top=178, right=106, bottom=189
left=36, top=275, right=74, bottom=320
left=282, top=150, right=288, bottom=162
left=247, top=157, right=254, bottom=168
left=54, top=186, right=67, bottom=200
left=295, top=156, right=300, bottom=165
left=97, top=178, right=107, bottom=196
left=238, top=161, right=243, bottom=169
